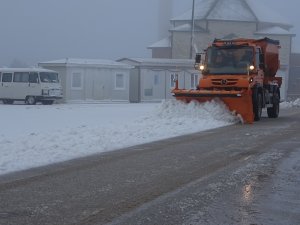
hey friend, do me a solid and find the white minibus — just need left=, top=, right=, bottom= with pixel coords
left=0, top=68, right=63, bottom=105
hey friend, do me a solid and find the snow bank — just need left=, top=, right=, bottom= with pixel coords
left=0, top=100, right=237, bottom=175
left=281, top=98, right=300, bottom=108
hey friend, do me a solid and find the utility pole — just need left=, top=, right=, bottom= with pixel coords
left=189, top=0, right=196, bottom=59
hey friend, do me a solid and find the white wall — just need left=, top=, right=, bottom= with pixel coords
left=67, top=66, right=130, bottom=101
left=140, top=68, right=200, bottom=102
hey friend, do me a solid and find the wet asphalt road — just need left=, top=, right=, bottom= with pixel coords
left=0, top=108, right=300, bottom=225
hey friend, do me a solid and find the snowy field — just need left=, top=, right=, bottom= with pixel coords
left=0, top=99, right=299, bottom=175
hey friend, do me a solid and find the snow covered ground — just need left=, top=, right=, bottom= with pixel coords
left=0, top=98, right=299, bottom=176
left=0, top=100, right=238, bottom=175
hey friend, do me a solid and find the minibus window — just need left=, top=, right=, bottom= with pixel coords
left=29, top=72, right=39, bottom=83
left=2, top=73, right=12, bottom=82
left=14, top=72, right=29, bottom=83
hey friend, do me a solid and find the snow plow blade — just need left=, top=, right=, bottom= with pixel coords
left=172, top=89, right=254, bottom=124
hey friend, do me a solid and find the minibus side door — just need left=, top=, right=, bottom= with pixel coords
left=1, top=73, right=13, bottom=99
left=28, top=72, right=40, bottom=96
left=12, top=72, right=30, bottom=99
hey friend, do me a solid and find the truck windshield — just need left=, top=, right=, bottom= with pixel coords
left=205, top=46, right=254, bottom=75
left=40, top=72, right=59, bottom=83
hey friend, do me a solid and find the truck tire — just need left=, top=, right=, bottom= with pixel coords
left=253, top=92, right=262, bottom=121
left=3, top=99, right=14, bottom=104
left=41, top=100, right=54, bottom=105
left=26, top=96, right=36, bottom=105
left=267, top=92, right=280, bottom=118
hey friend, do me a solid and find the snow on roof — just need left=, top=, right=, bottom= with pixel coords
left=39, top=58, right=133, bottom=69
left=245, top=0, right=292, bottom=27
left=0, top=67, right=57, bottom=73
left=255, top=26, right=295, bottom=36
left=171, top=0, right=292, bottom=27
left=148, top=37, right=171, bottom=48
left=222, top=33, right=240, bottom=39
left=207, top=0, right=256, bottom=21
left=169, top=24, right=207, bottom=32
left=171, top=0, right=216, bottom=21
left=170, top=24, right=191, bottom=31
left=118, top=58, right=195, bottom=68
left=149, top=25, right=207, bottom=48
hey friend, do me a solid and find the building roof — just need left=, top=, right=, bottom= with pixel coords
left=255, top=26, right=295, bottom=36
left=148, top=37, right=171, bottom=48
left=39, top=58, right=133, bottom=69
left=207, top=0, right=256, bottom=22
left=169, top=24, right=207, bottom=32
left=0, top=67, right=57, bottom=73
left=117, top=58, right=195, bottom=68
left=172, top=0, right=215, bottom=21
left=171, top=0, right=292, bottom=27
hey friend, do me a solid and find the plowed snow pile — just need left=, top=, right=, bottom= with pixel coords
left=281, top=98, right=300, bottom=108
left=0, top=100, right=238, bottom=175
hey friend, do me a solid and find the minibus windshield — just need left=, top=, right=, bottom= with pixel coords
left=40, top=72, right=59, bottom=83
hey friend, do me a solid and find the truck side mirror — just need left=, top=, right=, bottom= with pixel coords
left=258, top=53, right=265, bottom=70
left=259, top=53, right=264, bottom=63
left=195, top=54, right=201, bottom=64
left=259, top=63, right=265, bottom=70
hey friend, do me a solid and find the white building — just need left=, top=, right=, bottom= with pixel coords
left=39, top=58, right=132, bottom=102
left=117, top=58, right=197, bottom=102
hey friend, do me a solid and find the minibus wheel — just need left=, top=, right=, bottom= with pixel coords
left=26, top=96, right=36, bottom=105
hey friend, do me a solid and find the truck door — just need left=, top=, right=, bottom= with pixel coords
left=0, top=73, right=13, bottom=99
left=256, top=48, right=264, bottom=82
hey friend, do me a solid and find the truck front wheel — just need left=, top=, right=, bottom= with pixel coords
left=253, top=92, right=262, bottom=121
left=267, top=92, right=280, bottom=118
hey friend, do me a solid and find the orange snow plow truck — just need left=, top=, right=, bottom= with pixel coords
left=172, top=37, right=282, bottom=123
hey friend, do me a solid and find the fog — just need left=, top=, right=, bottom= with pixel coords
left=0, top=0, right=299, bottom=67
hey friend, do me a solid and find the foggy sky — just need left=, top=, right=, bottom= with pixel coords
left=0, top=0, right=299, bottom=67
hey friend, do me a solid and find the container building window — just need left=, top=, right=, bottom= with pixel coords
left=72, top=72, right=82, bottom=89
left=191, top=74, right=198, bottom=89
left=115, top=73, right=125, bottom=89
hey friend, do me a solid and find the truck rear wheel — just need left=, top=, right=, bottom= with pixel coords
left=253, top=92, right=262, bottom=121
left=267, top=92, right=280, bottom=118
left=41, top=100, right=54, bottom=105
left=3, top=99, right=14, bottom=104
